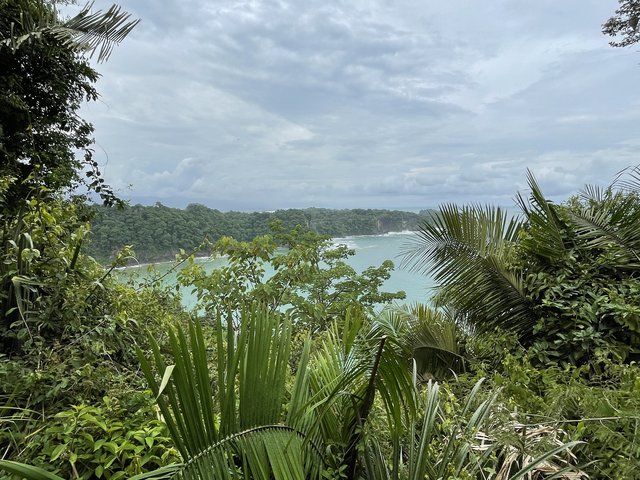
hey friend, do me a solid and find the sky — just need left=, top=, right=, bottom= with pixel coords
left=81, top=0, right=640, bottom=211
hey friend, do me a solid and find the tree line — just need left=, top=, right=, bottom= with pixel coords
left=87, top=204, right=436, bottom=263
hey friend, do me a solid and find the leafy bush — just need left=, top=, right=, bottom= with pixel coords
left=17, top=396, right=178, bottom=479
left=178, top=223, right=405, bottom=333
left=0, top=188, right=185, bottom=477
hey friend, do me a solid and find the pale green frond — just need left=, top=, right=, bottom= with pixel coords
left=137, top=304, right=332, bottom=478
left=362, top=438, right=392, bottom=479
left=509, top=441, right=584, bottom=480
left=237, top=307, right=291, bottom=429
left=138, top=305, right=296, bottom=460
left=137, top=319, right=218, bottom=460
left=406, top=381, right=440, bottom=480
left=129, top=464, right=183, bottom=480
left=367, top=318, right=418, bottom=434
left=176, top=427, right=322, bottom=480
left=294, top=309, right=416, bottom=477
left=138, top=427, right=322, bottom=480
left=286, top=336, right=313, bottom=430
left=0, top=460, right=66, bottom=480
left=438, top=380, right=497, bottom=478
left=406, top=380, right=499, bottom=480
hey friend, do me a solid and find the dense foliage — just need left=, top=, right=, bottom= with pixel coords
left=404, top=169, right=640, bottom=478
left=0, top=0, right=180, bottom=477
left=0, top=0, right=135, bottom=210
left=405, top=171, right=640, bottom=370
left=1, top=0, right=96, bottom=209
left=2, top=1, right=639, bottom=479
left=87, top=204, right=434, bottom=263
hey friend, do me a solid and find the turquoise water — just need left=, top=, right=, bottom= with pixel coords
left=332, top=231, right=435, bottom=304
left=122, top=231, right=435, bottom=310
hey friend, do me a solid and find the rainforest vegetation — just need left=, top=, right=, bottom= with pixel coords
left=1, top=0, right=640, bottom=479
left=87, top=205, right=434, bottom=263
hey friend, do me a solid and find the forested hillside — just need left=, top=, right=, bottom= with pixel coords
left=87, top=204, right=435, bottom=262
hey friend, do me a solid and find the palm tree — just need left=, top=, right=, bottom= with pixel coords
left=403, top=168, right=640, bottom=366
left=568, top=166, right=640, bottom=269
left=1, top=0, right=139, bottom=63
left=381, top=303, right=468, bottom=381
left=402, top=201, right=534, bottom=337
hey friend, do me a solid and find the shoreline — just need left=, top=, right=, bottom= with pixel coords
left=118, top=255, right=219, bottom=271
left=117, top=229, right=418, bottom=270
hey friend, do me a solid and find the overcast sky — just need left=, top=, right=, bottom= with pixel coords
left=82, top=0, right=640, bottom=211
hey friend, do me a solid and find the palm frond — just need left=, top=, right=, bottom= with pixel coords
left=362, top=437, right=393, bottom=479
left=516, top=170, right=568, bottom=261
left=299, top=309, right=416, bottom=477
left=60, top=2, right=140, bottom=62
left=1, top=2, right=138, bottom=62
left=138, top=305, right=331, bottom=479
left=569, top=183, right=640, bottom=267
left=237, top=308, right=291, bottom=430
left=137, top=319, right=218, bottom=460
left=579, top=183, right=607, bottom=204
left=569, top=206, right=640, bottom=266
left=402, top=203, right=534, bottom=336
left=174, top=426, right=321, bottom=480
left=381, top=303, right=466, bottom=380
left=613, top=165, right=640, bottom=193
left=368, top=314, right=418, bottom=433
left=138, top=306, right=295, bottom=458
left=406, top=381, right=495, bottom=480
left=129, top=464, right=184, bottom=480
left=342, top=336, right=387, bottom=478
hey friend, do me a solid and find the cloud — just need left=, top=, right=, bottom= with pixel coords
left=82, top=0, right=640, bottom=210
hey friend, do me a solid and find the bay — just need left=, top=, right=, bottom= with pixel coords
left=332, top=231, right=435, bottom=305
left=122, top=231, right=435, bottom=310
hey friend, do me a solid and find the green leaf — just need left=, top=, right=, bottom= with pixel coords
left=50, top=444, right=66, bottom=461
left=0, top=460, right=66, bottom=480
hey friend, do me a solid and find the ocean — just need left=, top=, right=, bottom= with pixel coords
left=122, top=231, right=435, bottom=310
